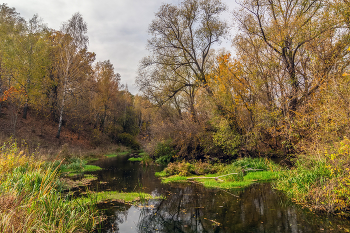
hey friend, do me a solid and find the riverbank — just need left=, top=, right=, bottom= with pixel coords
left=0, top=141, right=99, bottom=232
left=0, top=141, right=157, bottom=232
left=275, top=137, right=350, bottom=216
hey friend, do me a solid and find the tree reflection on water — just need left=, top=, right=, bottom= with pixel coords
left=91, top=156, right=350, bottom=233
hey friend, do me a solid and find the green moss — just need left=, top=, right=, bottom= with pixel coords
left=84, top=165, right=102, bottom=172
left=128, top=157, right=143, bottom=162
left=161, top=176, right=188, bottom=183
left=77, top=191, right=159, bottom=204
left=202, top=179, right=253, bottom=189
left=155, top=170, right=167, bottom=177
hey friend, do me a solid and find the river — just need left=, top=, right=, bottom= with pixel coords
left=81, top=155, right=350, bottom=233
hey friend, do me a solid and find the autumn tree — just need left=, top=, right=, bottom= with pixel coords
left=0, top=4, right=25, bottom=116
left=137, top=0, right=227, bottom=118
left=234, top=0, right=346, bottom=117
left=91, top=60, right=120, bottom=133
left=6, top=15, right=50, bottom=119
left=53, top=13, right=91, bottom=138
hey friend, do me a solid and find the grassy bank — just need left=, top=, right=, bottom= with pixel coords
left=275, top=137, right=350, bottom=216
left=156, top=158, right=282, bottom=189
left=0, top=141, right=99, bottom=232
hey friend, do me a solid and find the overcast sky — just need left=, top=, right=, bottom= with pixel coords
left=8, top=0, right=237, bottom=94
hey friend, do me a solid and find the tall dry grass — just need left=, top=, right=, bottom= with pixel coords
left=0, top=140, right=99, bottom=232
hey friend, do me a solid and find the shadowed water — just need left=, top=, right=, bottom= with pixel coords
left=86, top=155, right=350, bottom=233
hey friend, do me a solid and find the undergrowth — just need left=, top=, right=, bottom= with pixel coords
left=275, top=137, right=350, bottom=215
left=0, top=141, right=99, bottom=232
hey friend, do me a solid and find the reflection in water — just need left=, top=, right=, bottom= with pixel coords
left=89, top=156, right=350, bottom=233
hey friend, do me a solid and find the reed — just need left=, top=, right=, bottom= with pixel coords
left=0, top=141, right=99, bottom=232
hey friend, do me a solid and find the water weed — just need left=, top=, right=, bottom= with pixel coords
left=128, top=157, right=143, bottom=162
left=77, top=191, right=155, bottom=204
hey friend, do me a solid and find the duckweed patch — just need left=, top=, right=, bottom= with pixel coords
left=161, top=176, right=188, bottom=183
left=128, top=157, right=143, bottom=162
left=77, top=191, right=159, bottom=204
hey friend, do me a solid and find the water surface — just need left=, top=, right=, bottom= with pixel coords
left=85, top=155, right=350, bottom=233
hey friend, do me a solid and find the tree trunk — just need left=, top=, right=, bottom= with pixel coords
left=56, top=78, right=67, bottom=139
left=0, top=59, right=2, bottom=117
left=22, top=100, right=28, bottom=119
left=56, top=103, right=64, bottom=139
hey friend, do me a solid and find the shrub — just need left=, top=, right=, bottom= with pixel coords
left=153, top=140, right=177, bottom=165
left=163, top=160, right=220, bottom=176
left=164, top=161, right=194, bottom=176
left=140, top=153, right=153, bottom=166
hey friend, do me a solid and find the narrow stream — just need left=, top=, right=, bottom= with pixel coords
left=83, top=155, right=350, bottom=233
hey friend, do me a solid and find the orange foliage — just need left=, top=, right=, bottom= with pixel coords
left=0, top=87, right=26, bottom=102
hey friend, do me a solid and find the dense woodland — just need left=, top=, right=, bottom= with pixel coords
left=136, top=0, right=350, bottom=162
left=0, top=4, right=141, bottom=148
left=0, top=0, right=350, bottom=161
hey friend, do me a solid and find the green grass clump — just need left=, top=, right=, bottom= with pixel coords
left=155, top=170, right=167, bottom=177
left=59, top=158, right=102, bottom=176
left=202, top=179, right=252, bottom=189
left=244, top=170, right=279, bottom=181
left=161, top=176, right=188, bottom=183
left=128, top=157, right=143, bottom=162
left=275, top=159, right=333, bottom=207
left=77, top=191, right=157, bottom=204
left=84, top=165, right=102, bottom=172
left=0, top=141, right=98, bottom=232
